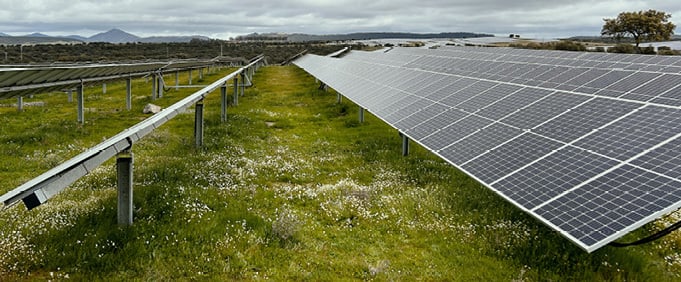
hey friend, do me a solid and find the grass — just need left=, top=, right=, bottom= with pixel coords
left=1, top=65, right=681, bottom=280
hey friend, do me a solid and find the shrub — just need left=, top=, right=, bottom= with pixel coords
left=609, top=43, right=637, bottom=53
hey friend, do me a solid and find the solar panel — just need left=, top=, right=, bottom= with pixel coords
left=293, top=47, right=681, bottom=252
left=0, top=60, right=214, bottom=99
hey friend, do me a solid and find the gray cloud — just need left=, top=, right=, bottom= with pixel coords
left=0, top=0, right=678, bottom=39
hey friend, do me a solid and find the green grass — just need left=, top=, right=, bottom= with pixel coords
left=2, top=65, right=681, bottom=280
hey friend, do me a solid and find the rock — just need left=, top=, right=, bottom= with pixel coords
left=143, top=103, right=162, bottom=114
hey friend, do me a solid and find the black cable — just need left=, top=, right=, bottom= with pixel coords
left=609, top=220, right=681, bottom=247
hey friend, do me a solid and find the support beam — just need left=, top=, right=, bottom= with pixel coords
left=233, top=77, right=239, bottom=106
left=126, top=77, right=132, bottom=111
left=359, top=107, right=365, bottom=123
left=102, top=83, right=107, bottom=94
left=77, top=83, right=84, bottom=124
left=17, top=96, right=23, bottom=112
left=175, top=71, right=179, bottom=90
left=337, top=93, right=342, bottom=104
left=221, top=84, right=227, bottom=122
left=116, top=150, right=134, bottom=226
left=67, top=90, right=73, bottom=103
left=194, top=100, right=204, bottom=147
left=199, top=68, right=204, bottom=80
left=189, top=69, right=193, bottom=85
left=402, top=133, right=410, bottom=156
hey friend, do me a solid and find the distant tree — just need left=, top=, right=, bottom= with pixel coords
left=601, top=10, right=676, bottom=50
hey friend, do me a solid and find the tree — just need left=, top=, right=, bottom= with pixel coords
left=601, top=10, right=676, bottom=50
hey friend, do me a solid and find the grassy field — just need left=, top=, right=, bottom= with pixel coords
left=1, top=65, right=681, bottom=280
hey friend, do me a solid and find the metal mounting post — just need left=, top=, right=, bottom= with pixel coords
left=195, top=99, right=204, bottom=147
left=233, top=77, right=239, bottom=106
left=175, top=71, right=179, bottom=90
left=337, top=93, right=342, bottom=104
left=221, top=84, right=227, bottom=122
left=67, top=90, right=73, bottom=103
left=151, top=74, right=157, bottom=101
left=102, top=83, right=107, bottom=94
left=240, top=73, right=245, bottom=96
left=157, top=74, right=164, bottom=98
left=77, top=83, right=84, bottom=124
left=126, top=77, right=132, bottom=110
left=17, top=96, right=23, bottom=112
left=402, top=133, right=410, bottom=156
left=199, top=68, right=204, bottom=80
left=359, top=107, right=365, bottom=123
left=189, top=69, right=193, bottom=85
left=117, top=150, right=134, bottom=226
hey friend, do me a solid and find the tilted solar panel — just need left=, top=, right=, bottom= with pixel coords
left=294, top=47, right=681, bottom=252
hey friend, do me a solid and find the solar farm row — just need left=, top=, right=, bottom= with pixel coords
left=294, top=47, right=681, bottom=252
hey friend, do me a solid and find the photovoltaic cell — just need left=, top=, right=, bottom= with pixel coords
left=407, top=109, right=469, bottom=140
left=440, top=80, right=499, bottom=107
left=462, top=133, right=563, bottom=184
left=420, top=114, right=492, bottom=150
left=439, top=123, right=523, bottom=164
left=494, top=146, right=620, bottom=210
left=457, top=84, right=522, bottom=113
left=478, top=87, right=552, bottom=120
left=501, top=92, right=589, bottom=130
left=632, top=136, right=681, bottom=179
left=535, top=165, right=681, bottom=248
left=395, top=103, right=449, bottom=130
left=533, top=98, right=639, bottom=143
left=574, top=106, right=681, bottom=161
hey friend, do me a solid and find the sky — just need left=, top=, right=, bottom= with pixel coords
left=0, top=0, right=679, bottom=40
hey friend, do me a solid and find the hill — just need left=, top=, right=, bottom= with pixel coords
left=0, top=36, right=82, bottom=45
left=236, top=32, right=494, bottom=42
left=1, top=28, right=213, bottom=44
left=88, top=28, right=140, bottom=43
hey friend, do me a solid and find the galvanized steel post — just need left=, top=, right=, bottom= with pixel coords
left=175, top=71, right=179, bottom=90
left=126, top=77, right=132, bottom=111
left=189, top=69, right=193, bottom=85
left=337, top=93, right=342, bottom=104
left=221, top=84, right=227, bottom=122
left=233, top=77, right=239, bottom=106
left=102, top=83, right=107, bottom=94
left=157, top=74, right=164, bottom=98
left=150, top=74, right=157, bottom=101
left=17, top=96, right=23, bottom=112
left=67, top=90, right=73, bottom=103
left=402, top=133, right=410, bottom=156
left=77, top=83, right=84, bottom=124
left=240, top=72, right=245, bottom=96
left=359, top=107, right=365, bottom=123
left=195, top=100, right=204, bottom=147
left=116, top=150, right=134, bottom=226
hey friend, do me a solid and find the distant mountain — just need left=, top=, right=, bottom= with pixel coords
left=0, top=28, right=213, bottom=45
left=139, top=35, right=211, bottom=43
left=66, top=35, right=89, bottom=41
left=26, top=32, right=50, bottom=37
left=0, top=36, right=81, bottom=45
left=287, top=32, right=494, bottom=42
left=88, top=28, right=140, bottom=43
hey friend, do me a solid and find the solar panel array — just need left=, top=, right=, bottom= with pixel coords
left=294, top=46, right=681, bottom=252
left=0, top=60, right=214, bottom=99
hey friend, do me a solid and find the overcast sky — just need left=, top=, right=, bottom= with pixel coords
left=0, top=0, right=679, bottom=39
